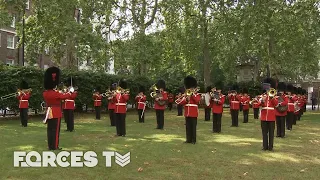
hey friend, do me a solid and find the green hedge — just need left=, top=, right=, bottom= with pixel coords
left=0, top=66, right=179, bottom=112
left=0, top=65, right=263, bottom=112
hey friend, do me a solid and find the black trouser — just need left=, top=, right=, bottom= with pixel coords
left=276, top=116, right=286, bottom=137
left=243, top=110, right=249, bottom=123
left=261, top=121, right=275, bottom=150
left=168, top=103, right=173, bottom=111
left=115, top=113, right=126, bottom=136
left=47, top=118, right=61, bottom=150
left=109, top=109, right=115, bottom=126
left=253, top=108, right=259, bottom=119
left=293, top=113, right=297, bottom=125
left=231, top=109, right=239, bottom=127
left=95, top=106, right=101, bottom=120
left=138, top=109, right=145, bottom=123
left=177, top=105, right=183, bottom=116
left=304, top=104, right=306, bottom=112
left=312, top=103, right=316, bottom=110
left=298, top=109, right=302, bottom=120
left=185, top=117, right=197, bottom=143
left=204, top=108, right=211, bottom=121
left=64, top=109, right=74, bottom=131
left=213, top=113, right=222, bottom=132
left=20, top=108, right=28, bottom=127
left=156, top=110, right=164, bottom=129
left=286, top=112, right=293, bottom=130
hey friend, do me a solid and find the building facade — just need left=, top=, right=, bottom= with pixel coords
left=0, top=0, right=53, bottom=69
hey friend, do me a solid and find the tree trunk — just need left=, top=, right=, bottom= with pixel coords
left=203, top=22, right=211, bottom=88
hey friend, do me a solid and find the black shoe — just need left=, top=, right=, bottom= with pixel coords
left=268, top=148, right=273, bottom=151
left=262, top=148, right=267, bottom=151
left=276, top=135, right=280, bottom=137
left=122, top=135, right=126, bottom=137
left=184, top=141, right=191, bottom=143
left=192, top=142, right=196, bottom=144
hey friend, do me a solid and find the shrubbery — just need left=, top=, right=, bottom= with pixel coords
left=0, top=65, right=262, bottom=112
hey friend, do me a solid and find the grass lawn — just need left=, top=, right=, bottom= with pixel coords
left=0, top=109, right=319, bottom=180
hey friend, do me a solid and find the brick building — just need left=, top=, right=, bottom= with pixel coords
left=0, top=0, right=54, bottom=69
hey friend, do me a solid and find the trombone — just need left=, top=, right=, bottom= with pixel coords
left=1, top=88, right=32, bottom=100
left=116, top=86, right=130, bottom=94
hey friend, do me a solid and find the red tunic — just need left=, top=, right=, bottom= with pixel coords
left=17, top=92, right=31, bottom=109
left=154, top=91, right=168, bottom=110
left=107, top=96, right=116, bottom=110
left=63, top=92, right=78, bottom=110
left=275, top=94, right=288, bottom=116
left=287, top=95, right=298, bottom=112
left=93, top=94, right=102, bottom=107
left=241, top=95, right=250, bottom=110
left=135, top=94, right=147, bottom=110
left=43, top=90, right=72, bottom=118
left=211, top=95, right=225, bottom=114
left=228, top=94, right=241, bottom=110
left=167, top=93, right=174, bottom=103
left=259, top=95, right=278, bottom=121
left=178, top=94, right=201, bottom=117
left=113, top=93, right=130, bottom=114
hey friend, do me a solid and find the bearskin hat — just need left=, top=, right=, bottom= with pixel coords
left=206, top=86, right=212, bottom=93
left=293, top=86, right=297, bottom=94
left=286, top=84, right=294, bottom=93
left=110, top=82, right=117, bottom=90
left=231, top=84, right=239, bottom=91
left=297, top=87, right=302, bottom=95
left=263, top=77, right=276, bottom=90
left=119, top=79, right=127, bottom=89
left=20, top=80, right=29, bottom=89
left=44, top=67, right=60, bottom=90
left=242, top=87, right=248, bottom=94
left=156, top=79, right=166, bottom=90
left=139, top=86, right=145, bottom=93
left=184, top=76, right=197, bottom=89
left=277, top=82, right=286, bottom=92
left=303, top=89, right=307, bottom=95
left=214, top=81, right=224, bottom=90
left=95, top=86, right=101, bottom=93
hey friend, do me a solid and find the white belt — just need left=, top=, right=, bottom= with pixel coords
left=95, top=100, right=101, bottom=101
left=185, top=104, right=198, bottom=107
left=262, top=107, right=274, bottom=110
left=288, top=103, right=294, bottom=105
left=231, top=101, right=239, bottom=103
left=138, top=102, right=146, bottom=104
left=65, top=100, right=74, bottom=102
left=20, top=100, right=28, bottom=102
left=116, top=103, right=126, bottom=106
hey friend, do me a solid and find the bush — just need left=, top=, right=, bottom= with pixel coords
left=0, top=66, right=181, bottom=112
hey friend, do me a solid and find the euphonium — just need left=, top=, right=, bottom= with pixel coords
left=268, top=88, right=277, bottom=97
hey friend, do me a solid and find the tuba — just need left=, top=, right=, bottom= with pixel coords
left=150, top=84, right=166, bottom=106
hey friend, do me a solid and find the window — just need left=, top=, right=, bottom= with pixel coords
left=7, top=34, right=15, bottom=49
left=26, top=0, right=30, bottom=10
left=11, top=16, right=16, bottom=28
left=44, top=65, right=49, bottom=69
left=6, top=59, right=14, bottom=65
